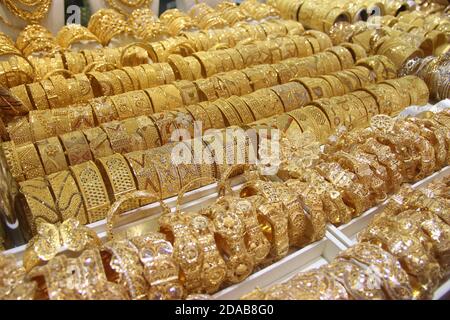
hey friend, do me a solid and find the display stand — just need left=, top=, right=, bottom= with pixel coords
left=89, top=0, right=160, bottom=16
left=0, top=1, right=64, bottom=39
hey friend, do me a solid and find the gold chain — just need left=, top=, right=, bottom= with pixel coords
left=0, top=0, right=52, bottom=24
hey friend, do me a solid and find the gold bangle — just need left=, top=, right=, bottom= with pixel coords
left=19, top=177, right=60, bottom=235
left=149, top=145, right=182, bottom=199
left=46, top=170, right=88, bottom=224
left=28, top=109, right=55, bottom=141
left=174, top=80, right=200, bottom=106
left=141, top=64, right=165, bottom=87
left=35, top=137, right=68, bottom=175
left=350, top=90, right=380, bottom=120
left=112, top=69, right=135, bottom=93
left=28, top=82, right=50, bottom=110
left=124, top=151, right=162, bottom=202
left=288, top=105, right=332, bottom=142
left=60, top=131, right=93, bottom=166
left=168, top=54, right=194, bottom=81
left=290, top=35, right=314, bottom=58
left=110, top=92, right=135, bottom=120
left=347, top=66, right=377, bottom=87
left=9, top=84, right=33, bottom=114
left=90, top=97, right=120, bottom=124
left=185, top=104, right=213, bottom=131
left=129, top=65, right=149, bottom=90
left=70, top=160, right=111, bottom=223
left=213, top=99, right=243, bottom=126
left=333, top=69, right=362, bottom=93
left=65, top=105, right=96, bottom=133
left=270, top=82, right=312, bottom=112
left=319, top=75, right=347, bottom=96
left=325, top=46, right=355, bottom=69
left=122, top=67, right=140, bottom=91
left=2, top=141, right=25, bottom=181
left=200, top=101, right=226, bottom=129
left=6, top=116, right=33, bottom=145
left=16, top=142, right=45, bottom=180
left=83, top=127, right=114, bottom=159
left=226, top=95, right=255, bottom=124
left=293, top=77, right=334, bottom=100
left=97, top=153, right=139, bottom=213
left=49, top=75, right=72, bottom=107
left=242, top=65, right=278, bottom=91
left=101, top=120, right=133, bottom=154
left=184, top=56, right=202, bottom=80
left=194, top=78, right=218, bottom=101
left=193, top=52, right=217, bottom=77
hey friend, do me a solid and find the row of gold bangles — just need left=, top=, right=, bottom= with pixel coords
left=3, top=40, right=369, bottom=144
left=243, top=175, right=450, bottom=300
left=0, top=18, right=304, bottom=89
left=1, top=109, right=449, bottom=300
left=2, top=53, right=413, bottom=184
left=2, top=73, right=433, bottom=241
left=3, top=30, right=329, bottom=116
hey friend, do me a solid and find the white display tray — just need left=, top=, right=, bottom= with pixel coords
left=214, top=231, right=347, bottom=300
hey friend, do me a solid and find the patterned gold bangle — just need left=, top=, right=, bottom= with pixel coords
left=6, top=116, right=33, bottom=144
left=250, top=89, right=285, bottom=118
left=49, top=75, right=72, bottom=107
left=28, top=109, right=54, bottom=141
left=90, top=97, right=120, bottom=124
left=293, top=77, right=334, bottom=100
left=184, top=56, right=202, bottom=80
left=110, top=93, right=135, bottom=120
left=128, top=66, right=149, bottom=90
left=96, top=153, right=139, bottom=213
left=60, top=131, right=93, bottom=166
left=122, top=67, right=140, bottom=91
left=161, top=84, right=184, bottom=110
left=319, top=74, right=347, bottom=96
left=28, top=82, right=50, bottom=110
left=200, top=102, right=226, bottom=129
left=213, top=99, right=243, bottom=126
left=41, top=80, right=61, bottom=110
left=350, top=90, right=380, bottom=120
left=36, top=137, right=68, bottom=175
left=88, top=71, right=118, bottom=97
left=226, top=95, right=255, bottom=124
left=121, top=117, right=151, bottom=152
left=2, top=141, right=25, bottom=181
left=19, top=177, right=60, bottom=235
left=333, top=69, right=362, bottom=93
left=141, top=64, right=165, bottom=87
left=112, top=69, right=135, bottom=93
left=194, top=78, right=218, bottom=101
left=124, top=151, right=162, bottom=202
left=101, top=120, right=133, bottom=154
left=185, top=104, right=213, bottom=132
left=9, top=85, right=33, bottom=114
left=127, top=90, right=154, bottom=117
left=289, top=105, right=332, bottom=142
left=270, top=82, right=312, bottom=112
left=145, top=87, right=168, bottom=113
left=66, top=105, right=96, bottom=133
left=168, top=54, right=194, bottom=81
left=70, top=160, right=111, bottom=223
left=325, top=46, right=355, bottom=69
left=160, top=62, right=176, bottom=84
left=46, top=170, right=88, bottom=224
left=149, top=145, right=182, bottom=199
left=173, top=80, right=200, bottom=106
left=16, top=142, right=45, bottom=180
left=82, top=127, right=114, bottom=159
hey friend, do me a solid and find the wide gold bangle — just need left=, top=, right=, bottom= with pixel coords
left=185, top=104, right=213, bottom=131
left=35, top=137, right=68, bottom=175
left=6, top=116, right=33, bottom=145
left=16, top=142, right=45, bottom=180
left=293, top=77, right=334, bottom=100
left=46, top=170, right=88, bottom=224
left=28, top=82, right=50, bottom=110
left=270, top=82, right=312, bottom=112
left=101, top=120, right=133, bottom=154
left=326, top=46, right=355, bottom=69
left=70, top=160, right=111, bottom=223
left=288, top=105, right=332, bottom=142
left=226, top=95, right=255, bottom=124
left=200, top=102, right=226, bottom=129
left=319, top=75, right=347, bottom=96
left=82, top=127, right=113, bottom=159
left=60, top=131, right=93, bottom=166
left=141, top=64, right=165, bottom=87
left=112, top=69, right=135, bottom=93
left=9, top=85, right=33, bottom=114
left=213, top=99, right=243, bottom=126
left=19, top=177, right=60, bottom=235
left=90, top=97, right=119, bottom=124
left=149, top=145, right=182, bottom=199
left=174, top=80, right=200, bottom=106
left=194, top=78, right=218, bottom=101
left=291, top=35, right=314, bottom=58
left=168, top=54, right=194, bottom=81
left=96, top=153, right=139, bottom=213
left=2, top=141, right=25, bottom=181
left=49, top=75, right=72, bottom=107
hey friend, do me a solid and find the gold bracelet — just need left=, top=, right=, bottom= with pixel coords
left=200, top=102, right=226, bottom=129
left=6, top=116, right=33, bottom=145
left=251, top=89, right=285, bottom=117
left=60, top=131, right=93, bottom=166
left=70, top=160, right=111, bottom=223
left=101, top=120, right=133, bottom=154
left=293, top=77, right=334, bottom=100
left=270, top=82, right=312, bottom=112
left=16, top=142, right=45, bottom=179
left=213, top=99, right=243, bottom=126
left=174, top=80, right=200, bottom=106
left=2, top=141, right=25, bottom=181
left=90, top=97, right=120, bottom=124
left=111, top=93, right=135, bottom=120
left=9, top=84, right=33, bottom=114
left=149, top=145, right=182, bottom=199
left=49, top=75, right=72, bottom=107
left=141, top=64, right=165, bottom=87
left=82, top=127, right=114, bottom=159
left=194, top=78, right=218, bottom=101
left=28, top=82, right=50, bottom=110
left=184, top=56, right=202, bottom=80
left=124, top=151, right=162, bottom=202
left=289, top=105, right=332, bottom=142
left=97, top=153, right=139, bottom=213
left=145, top=87, right=168, bottom=113
left=46, top=170, right=88, bottom=224
left=168, top=54, right=194, bottom=81
left=226, top=95, right=255, bottom=124
left=19, top=177, right=60, bottom=235
left=112, top=69, right=135, bottom=93
left=35, top=137, right=68, bottom=175
left=185, top=104, right=213, bottom=132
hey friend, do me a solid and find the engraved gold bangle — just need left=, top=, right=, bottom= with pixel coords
left=2, top=141, right=25, bottom=181
left=46, top=170, right=88, bottom=224
left=28, top=82, right=50, bottom=110
left=19, top=177, right=60, bottom=235
left=36, top=137, right=68, bottom=175
left=213, top=99, right=243, bottom=126
left=185, top=104, right=213, bottom=132
left=16, top=142, right=45, bottom=180
left=194, top=79, right=218, bottom=101
left=83, top=127, right=114, bottom=159
left=90, top=97, right=120, bottom=124
left=9, top=84, right=33, bottom=113
left=126, top=90, right=154, bottom=117
left=226, top=95, right=255, bottom=124
left=97, top=153, right=139, bottom=213
left=174, top=80, right=200, bottom=106
left=149, top=145, right=182, bottom=199
left=101, top=120, right=133, bottom=154
left=270, top=82, right=312, bottom=112
left=200, top=102, right=226, bottom=129
left=70, top=160, right=111, bottom=223
left=60, top=131, right=93, bottom=166
left=6, top=116, right=33, bottom=144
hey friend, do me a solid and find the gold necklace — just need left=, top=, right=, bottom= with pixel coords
left=0, top=0, right=52, bottom=24
left=105, top=0, right=152, bottom=15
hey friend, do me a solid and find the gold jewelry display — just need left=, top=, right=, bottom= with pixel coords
left=35, top=137, right=68, bottom=175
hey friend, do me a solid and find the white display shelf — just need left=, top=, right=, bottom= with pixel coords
left=213, top=231, right=347, bottom=300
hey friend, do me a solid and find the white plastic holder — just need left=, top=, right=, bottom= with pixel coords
left=213, top=231, right=347, bottom=300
